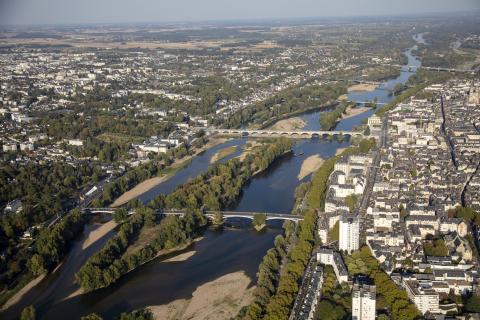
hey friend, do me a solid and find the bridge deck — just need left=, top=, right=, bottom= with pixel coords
left=84, top=208, right=303, bottom=220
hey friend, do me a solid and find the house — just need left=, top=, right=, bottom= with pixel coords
left=67, top=139, right=84, bottom=146
left=439, top=217, right=468, bottom=237
left=317, top=249, right=349, bottom=283
left=4, top=199, right=23, bottom=214
left=444, top=232, right=473, bottom=261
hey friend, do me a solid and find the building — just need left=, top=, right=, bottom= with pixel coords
left=67, top=139, right=84, bottom=146
left=2, top=142, right=18, bottom=152
left=20, top=142, right=35, bottom=151
left=317, top=249, right=349, bottom=283
left=339, top=215, right=360, bottom=253
left=4, top=199, right=23, bottom=214
left=352, top=283, right=376, bottom=320
left=404, top=280, right=440, bottom=315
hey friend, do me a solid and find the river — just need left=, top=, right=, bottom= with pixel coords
left=1, top=35, right=423, bottom=320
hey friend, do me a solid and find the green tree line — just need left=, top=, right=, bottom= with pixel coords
left=319, top=103, right=348, bottom=131
left=239, top=209, right=317, bottom=320
left=163, top=138, right=293, bottom=211
left=219, top=83, right=346, bottom=129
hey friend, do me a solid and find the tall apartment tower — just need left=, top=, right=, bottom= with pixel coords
left=339, top=215, right=360, bottom=253
left=352, top=283, right=376, bottom=320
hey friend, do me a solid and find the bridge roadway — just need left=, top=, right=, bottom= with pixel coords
left=207, top=129, right=363, bottom=139
left=83, top=208, right=304, bottom=222
left=379, top=63, right=478, bottom=73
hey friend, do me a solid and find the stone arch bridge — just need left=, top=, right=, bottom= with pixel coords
left=207, top=129, right=363, bottom=139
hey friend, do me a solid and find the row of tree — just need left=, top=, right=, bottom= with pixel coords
left=239, top=208, right=317, bottom=320
left=75, top=209, right=149, bottom=291
left=76, top=208, right=207, bottom=292
left=319, top=103, right=348, bottom=131
left=314, top=265, right=350, bottom=319
left=162, top=138, right=293, bottom=211
left=28, top=209, right=86, bottom=275
left=218, top=83, right=347, bottom=129
left=20, top=305, right=153, bottom=320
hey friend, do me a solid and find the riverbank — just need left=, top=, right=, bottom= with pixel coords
left=111, top=138, right=227, bottom=207
left=82, top=220, right=117, bottom=250
left=148, top=271, right=255, bottom=320
left=238, top=140, right=261, bottom=161
left=68, top=238, right=201, bottom=301
left=210, top=146, right=237, bottom=164
left=341, top=106, right=370, bottom=120
left=0, top=274, right=45, bottom=311
left=269, top=117, right=306, bottom=131
left=335, top=147, right=347, bottom=156
left=298, top=155, right=324, bottom=180
left=348, top=83, right=377, bottom=92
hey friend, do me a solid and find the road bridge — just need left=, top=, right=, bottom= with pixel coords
left=207, top=129, right=363, bottom=139
left=82, top=208, right=303, bottom=222
left=160, top=210, right=304, bottom=222
left=379, top=63, right=478, bottom=73
left=344, top=100, right=387, bottom=106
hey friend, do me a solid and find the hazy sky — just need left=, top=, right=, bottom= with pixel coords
left=1, top=0, right=479, bottom=25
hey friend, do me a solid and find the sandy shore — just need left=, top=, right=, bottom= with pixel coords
left=1, top=274, right=46, bottom=311
left=111, top=138, right=226, bottom=207
left=341, top=106, right=370, bottom=120
left=298, top=155, right=324, bottom=180
left=162, top=251, right=196, bottom=263
left=238, top=141, right=262, bottom=162
left=82, top=220, right=117, bottom=250
left=149, top=271, right=255, bottom=320
left=111, top=177, right=166, bottom=207
left=348, top=83, right=377, bottom=92
left=210, top=146, right=237, bottom=164
left=335, top=147, right=347, bottom=156
left=269, top=117, right=306, bottom=131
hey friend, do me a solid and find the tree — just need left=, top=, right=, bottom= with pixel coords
left=212, top=211, right=224, bottom=226
left=252, top=214, right=267, bottom=230
left=329, top=221, right=339, bottom=242
left=465, top=295, right=480, bottom=313
left=20, top=306, right=36, bottom=320
left=27, top=254, right=47, bottom=276
left=118, top=309, right=153, bottom=320
left=364, top=126, right=371, bottom=136
left=345, top=194, right=358, bottom=213
left=114, top=208, right=128, bottom=223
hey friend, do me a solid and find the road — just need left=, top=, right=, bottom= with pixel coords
left=356, top=117, right=387, bottom=243
left=289, top=248, right=321, bottom=320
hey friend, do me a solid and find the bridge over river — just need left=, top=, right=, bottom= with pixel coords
left=207, top=129, right=363, bottom=139
left=83, top=208, right=304, bottom=222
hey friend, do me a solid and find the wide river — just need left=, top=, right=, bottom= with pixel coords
left=1, top=35, right=423, bottom=320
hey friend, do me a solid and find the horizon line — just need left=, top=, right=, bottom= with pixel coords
left=1, top=10, right=479, bottom=28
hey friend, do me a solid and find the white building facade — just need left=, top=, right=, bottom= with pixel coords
left=352, top=284, right=376, bottom=320
left=339, top=215, right=360, bottom=253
